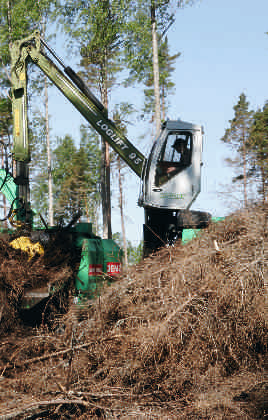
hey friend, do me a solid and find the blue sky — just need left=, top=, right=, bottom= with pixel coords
left=48, top=0, right=268, bottom=244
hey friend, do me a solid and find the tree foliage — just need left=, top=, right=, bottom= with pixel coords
left=58, top=0, right=130, bottom=239
left=0, top=0, right=58, bottom=227
left=58, top=0, right=126, bottom=96
left=249, top=102, right=268, bottom=202
left=0, top=0, right=56, bottom=67
left=31, top=125, right=101, bottom=227
left=221, top=93, right=254, bottom=207
left=143, top=36, right=180, bottom=119
left=0, top=95, right=12, bottom=142
left=52, top=128, right=101, bottom=225
left=222, top=94, right=268, bottom=205
left=124, top=1, right=191, bottom=126
left=113, top=232, right=143, bottom=265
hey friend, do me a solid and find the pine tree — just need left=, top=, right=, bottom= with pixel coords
left=143, top=36, right=180, bottom=121
left=124, top=0, right=192, bottom=133
left=80, top=125, right=102, bottom=231
left=51, top=129, right=101, bottom=226
left=0, top=0, right=56, bottom=69
left=58, top=0, right=127, bottom=239
left=112, top=104, right=136, bottom=267
left=249, top=102, right=268, bottom=203
left=221, top=93, right=254, bottom=207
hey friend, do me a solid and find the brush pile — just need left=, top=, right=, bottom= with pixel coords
left=0, top=205, right=267, bottom=419
left=0, top=231, right=75, bottom=334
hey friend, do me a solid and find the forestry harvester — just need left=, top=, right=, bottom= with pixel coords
left=0, top=31, right=210, bottom=309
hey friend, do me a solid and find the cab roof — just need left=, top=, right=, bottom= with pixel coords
left=162, top=119, right=203, bottom=133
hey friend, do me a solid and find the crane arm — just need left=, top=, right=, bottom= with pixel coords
left=11, top=31, right=146, bottom=178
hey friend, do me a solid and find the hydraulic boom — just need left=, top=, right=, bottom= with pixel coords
left=10, top=30, right=210, bottom=253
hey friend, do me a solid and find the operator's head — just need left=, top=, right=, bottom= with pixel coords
left=172, top=137, right=186, bottom=152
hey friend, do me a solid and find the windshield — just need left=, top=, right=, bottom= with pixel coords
left=155, top=131, right=193, bottom=186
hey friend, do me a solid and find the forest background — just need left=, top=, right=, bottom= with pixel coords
left=0, top=0, right=267, bottom=263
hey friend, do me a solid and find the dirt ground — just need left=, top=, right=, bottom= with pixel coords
left=0, top=204, right=267, bottom=419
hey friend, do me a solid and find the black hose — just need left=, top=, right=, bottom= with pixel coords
left=0, top=197, right=21, bottom=222
left=0, top=171, right=8, bottom=193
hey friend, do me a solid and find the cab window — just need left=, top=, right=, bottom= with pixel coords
left=156, top=131, right=192, bottom=186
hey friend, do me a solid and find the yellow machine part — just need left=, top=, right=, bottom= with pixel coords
left=10, top=236, right=44, bottom=260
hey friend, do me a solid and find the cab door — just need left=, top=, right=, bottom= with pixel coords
left=140, top=120, right=204, bottom=210
left=155, top=131, right=193, bottom=187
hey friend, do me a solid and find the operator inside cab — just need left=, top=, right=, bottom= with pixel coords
left=155, top=131, right=193, bottom=186
left=171, top=136, right=191, bottom=167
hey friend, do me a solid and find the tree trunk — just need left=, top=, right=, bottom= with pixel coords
left=44, top=76, right=53, bottom=226
left=3, top=195, right=7, bottom=229
left=101, top=137, right=112, bottom=239
left=242, top=130, right=248, bottom=208
left=7, top=1, right=12, bottom=45
left=100, top=56, right=112, bottom=240
left=117, top=157, right=128, bottom=267
left=151, top=2, right=161, bottom=136
left=1, top=144, right=8, bottom=229
left=161, top=84, right=165, bottom=121
left=260, top=165, right=266, bottom=205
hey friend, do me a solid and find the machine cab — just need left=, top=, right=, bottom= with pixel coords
left=139, top=120, right=204, bottom=210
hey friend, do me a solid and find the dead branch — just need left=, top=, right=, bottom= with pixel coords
left=0, top=398, right=94, bottom=420
left=3, top=334, right=124, bottom=371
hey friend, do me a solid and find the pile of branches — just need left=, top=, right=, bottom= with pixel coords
left=0, top=204, right=267, bottom=419
left=0, top=231, right=75, bottom=334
